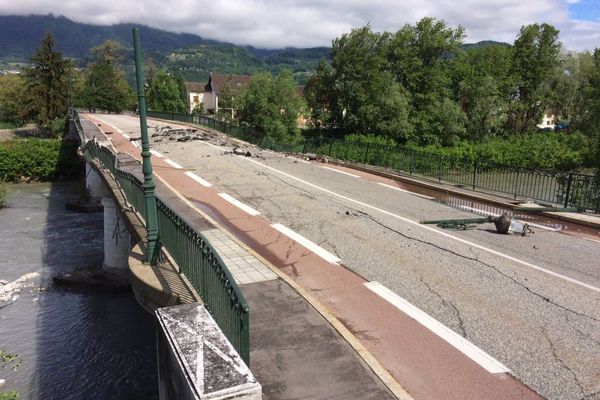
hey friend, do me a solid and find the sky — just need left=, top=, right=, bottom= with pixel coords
left=0, top=0, right=599, bottom=50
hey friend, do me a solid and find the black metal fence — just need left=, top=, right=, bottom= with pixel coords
left=72, top=110, right=250, bottom=363
left=147, top=111, right=600, bottom=213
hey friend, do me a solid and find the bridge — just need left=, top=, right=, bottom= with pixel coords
left=69, top=109, right=600, bottom=400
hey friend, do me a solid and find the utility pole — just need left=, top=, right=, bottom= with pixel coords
left=133, top=28, right=160, bottom=265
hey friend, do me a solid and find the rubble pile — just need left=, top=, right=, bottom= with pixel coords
left=149, top=125, right=217, bottom=143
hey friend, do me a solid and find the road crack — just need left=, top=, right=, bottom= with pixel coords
left=349, top=208, right=600, bottom=324
left=417, top=273, right=467, bottom=337
left=542, top=327, right=586, bottom=399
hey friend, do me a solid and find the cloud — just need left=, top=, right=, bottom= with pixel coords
left=0, top=0, right=598, bottom=50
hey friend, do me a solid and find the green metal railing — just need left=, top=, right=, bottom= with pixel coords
left=147, top=110, right=600, bottom=213
left=70, top=109, right=250, bottom=364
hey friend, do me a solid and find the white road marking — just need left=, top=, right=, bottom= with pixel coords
left=239, top=156, right=600, bottom=293
left=185, top=171, right=212, bottom=187
left=457, top=205, right=560, bottom=232
left=321, top=166, right=361, bottom=178
left=271, top=223, right=342, bottom=265
left=122, top=133, right=130, bottom=139
left=131, top=141, right=140, bottom=148
left=218, top=193, right=260, bottom=216
left=150, top=149, right=164, bottom=158
left=377, top=182, right=435, bottom=200
left=165, top=159, right=184, bottom=169
left=365, top=281, right=510, bottom=374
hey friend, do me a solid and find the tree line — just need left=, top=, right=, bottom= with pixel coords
left=0, top=32, right=190, bottom=136
left=303, top=18, right=600, bottom=170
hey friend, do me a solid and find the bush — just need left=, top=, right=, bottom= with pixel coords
left=345, top=133, right=397, bottom=147
left=414, top=132, right=591, bottom=171
left=0, top=181, right=7, bottom=208
left=0, top=139, right=82, bottom=182
left=50, top=118, right=67, bottom=138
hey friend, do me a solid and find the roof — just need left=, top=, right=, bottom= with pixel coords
left=207, top=73, right=252, bottom=95
left=184, top=81, right=206, bottom=93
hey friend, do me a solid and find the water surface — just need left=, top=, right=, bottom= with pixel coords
left=0, top=183, right=157, bottom=399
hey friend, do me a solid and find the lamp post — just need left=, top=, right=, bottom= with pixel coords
left=133, top=28, right=160, bottom=265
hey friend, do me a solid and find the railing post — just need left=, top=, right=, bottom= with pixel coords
left=363, top=143, right=370, bottom=163
left=564, top=173, right=573, bottom=208
left=328, top=139, right=333, bottom=157
left=133, top=28, right=160, bottom=265
left=409, top=149, right=413, bottom=175
left=472, top=159, right=478, bottom=191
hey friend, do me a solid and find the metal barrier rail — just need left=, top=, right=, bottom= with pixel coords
left=147, top=110, right=599, bottom=213
left=70, top=110, right=250, bottom=363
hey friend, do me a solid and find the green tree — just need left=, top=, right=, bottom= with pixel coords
left=237, top=70, right=305, bottom=141
left=304, top=60, right=335, bottom=130
left=146, top=69, right=187, bottom=113
left=174, top=73, right=189, bottom=111
left=216, top=78, right=235, bottom=121
left=0, top=75, right=26, bottom=125
left=575, top=48, right=600, bottom=171
left=81, top=40, right=134, bottom=113
left=507, top=23, right=561, bottom=134
left=21, top=32, right=69, bottom=132
left=387, top=18, right=465, bottom=144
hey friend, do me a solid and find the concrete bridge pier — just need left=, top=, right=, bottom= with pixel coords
left=86, top=163, right=104, bottom=203
left=101, top=195, right=130, bottom=270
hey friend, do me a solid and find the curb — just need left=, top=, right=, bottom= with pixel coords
left=331, top=161, right=600, bottom=230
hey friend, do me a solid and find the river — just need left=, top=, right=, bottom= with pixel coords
left=0, top=183, right=157, bottom=399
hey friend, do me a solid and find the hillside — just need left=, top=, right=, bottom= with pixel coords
left=0, top=14, right=205, bottom=60
left=0, top=14, right=330, bottom=83
left=0, top=14, right=505, bottom=84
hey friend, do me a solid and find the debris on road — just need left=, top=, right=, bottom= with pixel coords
left=421, top=213, right=533, bottom=236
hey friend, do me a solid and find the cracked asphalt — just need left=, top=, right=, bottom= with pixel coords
left=99, top=114, right=600, bottom=400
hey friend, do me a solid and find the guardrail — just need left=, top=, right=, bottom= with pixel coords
left=147, top=110, right=600, bottom=213
left=70, top=110, right=250, bottom=363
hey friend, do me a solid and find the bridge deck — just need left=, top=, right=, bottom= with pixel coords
left=79, top=112, right=600, bottom=400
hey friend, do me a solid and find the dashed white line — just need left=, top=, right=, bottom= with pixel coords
left=150, top=149, right=164, bottom=158
left=271, top=223, right=342, bottom=265
left=239, top=156, right=600, bottom=293
left=365, top=281, right=510, bottom=374
left=165, top=159, right=184, bottom=169
left=122, top=133, right=130, bottom=139
left=131, top=141, right=140, bottom=148
left=321, top=166, right=361, bottom=178
left=218, top=193, right=260, bottom=216
left=377, top=182, right=435, bottom=200
left=185, top=171, right=212, bottom=187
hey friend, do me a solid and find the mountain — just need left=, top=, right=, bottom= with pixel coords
left=0, top=14, right=207, bottom=60
left=0, top=14, right=505, bottom=83
left=0, top=14, right=330, bottom=83
left=461, top=40, right=511, bottom=50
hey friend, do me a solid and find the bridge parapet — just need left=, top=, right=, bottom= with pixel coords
left=157, top=303, right=261, bottom=400
left=68, top=109, right=250, bottom=365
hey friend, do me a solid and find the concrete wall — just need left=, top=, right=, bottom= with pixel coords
left=156, top=303, right=261, bottom=400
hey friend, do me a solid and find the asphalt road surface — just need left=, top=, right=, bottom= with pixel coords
left=93, top=113, right=600, bottom=400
